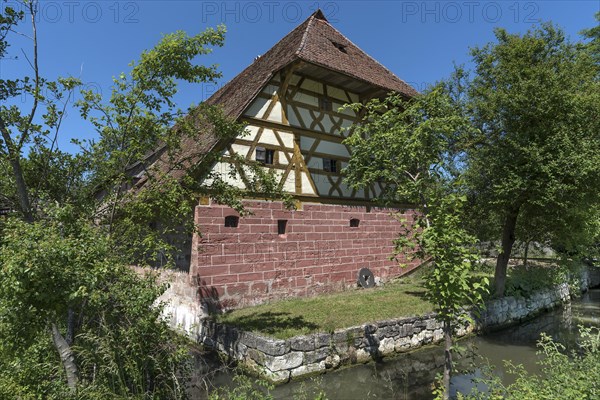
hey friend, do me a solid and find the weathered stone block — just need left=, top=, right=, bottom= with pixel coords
left=304, top=346, right=330, bottom=364
left=355, top=347, right=373, bottom=363
left=248, top=348, right=265, bottom=365
left=377, top=324, right=400, bottom=338
left=269, top=369, right=291, bottom=384
left=400, top=323, right=413, bottom=337
left=290, top=362, right=325, bottom=378
left=362, top=335, right=380, bottom=348
left=314, top=333, right=331, bottom=349
left=394, top=336, right=411, bottom=352
left=255, top=337, right=289, bottom=356
left=364, top=324, right=378, bottom=335
left=378, top=337, right=395, bottom=355
left=289, top=335, right=315, bottom=352
left=413, top=319, right=427, bottom=330
left=324, top=354, right=341, bottom=369
left=425, top=318, right=438, bottom=330
left=376, top=318, right=398, bottom=328
left=240, top=332, right=259, bottom=349
left=264, top=351, right=303, bottom=372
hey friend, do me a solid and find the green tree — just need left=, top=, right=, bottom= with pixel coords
left=581, top=12, right=600, bottom=64
left=344, top=88, right=488, bottom=400
left=463, top=22, right=600, bottom=297
left=0, top=212, right=192, bottom=398
left=0, top=2, right=292, bottom=396
left=0, top=1, right=232, bottom=396
left=0, top=1, right=81, bottom=221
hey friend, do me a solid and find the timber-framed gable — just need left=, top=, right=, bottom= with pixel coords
left=154, top=10, right=421, bottom=313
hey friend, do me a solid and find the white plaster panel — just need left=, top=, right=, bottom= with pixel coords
left=259, top=129, right=279, bottom=146
left=208, top=162, right=246, bottom=189
left=244, top=97, right=270, bottom=118
left=301, top=172, right=315, bottom=195
left=320, top=115, right=334, bottom=133
left=278, top=151, right=290, bottom=165
left=283, top=173, right=295, bottom=193
left=340, top=118, right=354, bottom=129
left=230, top=143, right=250, bottom=157
left=305, top=156, right=321, bottom=169
left=267, top=101, right=283, bottom=123
left=287, top=105, right=300, bottom=127
left=300, top=136, right=316, bottom=151
left=338, top=105, right=356, bottom=117
left=315, top=140, right=350, bottom=158
left=312, top=172, right=331, bottom=196
left=300, top=78, right=324, bottom=94
left=262, top=83, right=279, bottom=96
left=327, top=85, right=348, bottom=102
left=289, top=74, right=301, bottom=86
left=292, top=91, right=319, bottom=107
left=278, top=131, right=294, bottom=148
left=371, top=184, right=382, bottom=197
left=297, top=107, right=312, bottom=129
left=243, top=124, right=261, bottom=141
left=338, top=180, right=353, bottom=197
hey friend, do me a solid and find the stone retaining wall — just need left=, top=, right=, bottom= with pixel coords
left=198, top=266, right=600, bottom=383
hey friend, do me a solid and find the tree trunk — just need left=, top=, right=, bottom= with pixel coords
left=523, top=240, right=530, bottom=267
left=66, top=307, right=75, bottom=346
left=0, top=120, right=33, bottom=222
left=8, top=155, right=33, bottom=222
left=51, top=323, right=78, bottom=390
left=494, top=207, right=520, bottom=297
left=442, top=318, right=452, bottom=400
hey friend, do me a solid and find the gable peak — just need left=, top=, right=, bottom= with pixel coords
left=312, top=9, right=328, bottom=22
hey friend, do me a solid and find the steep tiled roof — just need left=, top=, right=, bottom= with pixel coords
left=206, top=9, right=417, bottom=120
left=140, top=10, right=416, bottom=185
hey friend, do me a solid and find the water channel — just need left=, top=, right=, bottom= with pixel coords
left=198, top=288, right=600, bottom=399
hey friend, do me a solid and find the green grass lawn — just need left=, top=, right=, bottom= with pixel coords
left=216, top=259, right=563, bottom=340
left=217, top=280, right=434, bottom=339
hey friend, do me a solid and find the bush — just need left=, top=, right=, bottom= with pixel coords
left=504, top=265, right=567, bottom=297
left=459, top=326, right=600, bottom=399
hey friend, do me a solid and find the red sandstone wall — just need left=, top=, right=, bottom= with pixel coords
left=191, top=200, right=419, bottom=307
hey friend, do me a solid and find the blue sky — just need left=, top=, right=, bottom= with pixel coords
left=0, top=0, right=598, bottom=153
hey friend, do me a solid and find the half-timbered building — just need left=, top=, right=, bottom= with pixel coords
left=159, top=10, right=421, bottom=329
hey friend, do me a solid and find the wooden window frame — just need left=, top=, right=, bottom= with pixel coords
left=322, top=157, right=338, bottom=173
left=256, top=146, right=276, bottom=165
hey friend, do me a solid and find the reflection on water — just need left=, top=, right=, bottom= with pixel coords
left=195, top=289, right=600, bottom=400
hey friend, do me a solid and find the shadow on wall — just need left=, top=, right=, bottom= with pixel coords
left=196, top=278, right=224, bottom=315
left=153, top=229, right=193, bottom=272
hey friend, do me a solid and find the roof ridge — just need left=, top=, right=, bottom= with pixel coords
left=297, top=10, right=322, bottom=55
left=309, top=17, right=417, bottom=95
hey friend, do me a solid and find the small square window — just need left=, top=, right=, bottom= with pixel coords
left=224, top=215, right=239, bottom=228
left=319, top=96, right=332, bottom=112
left=277, top=220, right=287, bottom=235
left=350, top=218, right=360, bottom=228
left=322, top=158, right=337, bottom=173
left=256, top=147, right=275, bottom=165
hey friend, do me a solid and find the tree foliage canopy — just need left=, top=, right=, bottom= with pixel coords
left=344, top=88, right=488, bottom=400
left=462, top=22, right=600, bottom=296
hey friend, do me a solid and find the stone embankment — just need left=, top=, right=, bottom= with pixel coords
left=199, top=267, right=600, bottom=383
